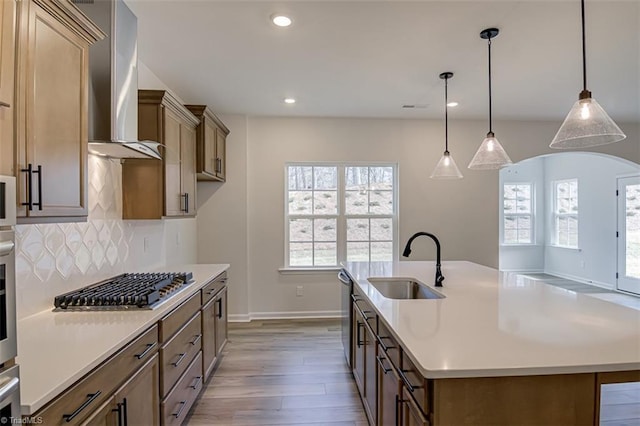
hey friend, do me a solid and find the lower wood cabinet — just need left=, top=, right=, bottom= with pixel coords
left=377, top=346, right=401, bottom=426
left=352, top=294, right=377, bottom=425
left=400, top=388, right=429, bottom=426
left=33, top=272, right=229, bottom=426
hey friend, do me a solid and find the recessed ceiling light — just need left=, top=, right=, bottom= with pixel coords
left=447, top=102, right=459, bottom=108
left=284, top=98, right=296, bottom=104
left=272, top=14, right=292, bottom=27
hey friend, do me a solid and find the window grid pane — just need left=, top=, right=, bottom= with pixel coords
left=287, top=164, right=396, bottom=267
left=554, top=179, right=578, bottom=248
left=502, top=183, right=533, bottom=245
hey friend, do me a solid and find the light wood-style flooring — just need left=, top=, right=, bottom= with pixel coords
left=186, top=319, right=368, bottom=426
left=187, top=318, right=639, bottom=426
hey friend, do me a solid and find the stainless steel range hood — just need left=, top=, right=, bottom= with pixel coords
left=75, top=0, right=161, bottom=160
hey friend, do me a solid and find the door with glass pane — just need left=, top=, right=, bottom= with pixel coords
left=617, top=175, right=640, bottom=295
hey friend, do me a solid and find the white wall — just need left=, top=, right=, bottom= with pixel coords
left=197, top=115, right=639, bottom=319
left=499, top=157, right=546, bottom=272
left=544, top=153, right=639, bottom=288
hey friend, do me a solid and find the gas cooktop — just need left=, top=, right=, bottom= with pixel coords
left=53, top=272, right=193, bottom=311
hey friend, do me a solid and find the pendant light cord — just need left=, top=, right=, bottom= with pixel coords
left=581, top=0, right=587, bottom=91
left=444, top=76, right=449, bottom=152
left=487, top=37, right=493, bottom=134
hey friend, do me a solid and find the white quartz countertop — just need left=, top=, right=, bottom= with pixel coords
left=343, top=261, right=640, bottom=379
left=16, top=264, right=229, bottom=415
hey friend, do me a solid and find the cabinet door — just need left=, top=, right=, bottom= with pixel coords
left=401, top=388, right=429, bottom=426
left=377, top=347, right=401, bottom=426
left=201, top=297, right=217, bottom=380
left=180, top=123, right=196, bottom=215
left=364, top=323, right=377, bottom=425
left=80, top=397, right=118, bottom=426
left=0, top=0, right=15, bottom=176
left=115, top=353, right=160, bottom=426
left=163, top=108, right=182, bottom=217
left=19, top=1, right=88, bottom=218
left=202, top=120, right=217, bottom=177
left=352, top=306, right=365, bottom=396
left=214, top=127, right=226, bottom=181
left=214, top=288, right=228, bottom=355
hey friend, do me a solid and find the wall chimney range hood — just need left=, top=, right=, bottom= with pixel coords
left=74, top=0, right=161, bottom=160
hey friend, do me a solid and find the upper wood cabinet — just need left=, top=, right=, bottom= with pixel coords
left=184, top=105, right=229, bottom=182
left=14, top=0, right=104, bottom=221
left=122, top=90, right=199, bottom=219
left=0, top=0, right=15, bottom=177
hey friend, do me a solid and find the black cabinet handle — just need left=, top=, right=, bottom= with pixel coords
left=134, top=342, right=157, bottom=360
left=181, top=193, right=189, bottom=213
left=398, top=369, right=422, bottom=393
left=395, top=395, right=400, bottom=426
left=362, top=310, right=372, bottom=322
left=171, top=353, right=187, bottom=367
left=190, top=334, right=202, bottom=346
left=21, top=164, right=32, bottom=210
left=173, top=401, right=187, bottom=419
left=33, top=165, right=42, bottom=210
left=122, top=398, right=128, bottom=426
left=356, top=321, right=364, bottom=348
left=217, top=297, right=223, bottom=319
left=0, top=101, right=9, bottom=108
left=112, top=401, right=123, bottom=426
left=378, top=336, right=396, bottom=352
left=376, top=355, right=391, bottom=374
left=351, top=294, right=360, bottom=302
left=190, top=376, right=203, bottom=390
left=62, top=391, right=101, bottom=422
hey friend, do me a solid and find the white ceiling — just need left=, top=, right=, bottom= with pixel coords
left=126, top=0, right=640, bottom=122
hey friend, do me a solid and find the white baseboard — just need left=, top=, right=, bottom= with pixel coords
left=499, top=268, right=544, bottom=273
left=228, top=310, right=342, bottom=322
left=544, top=270, right=614, bottom=290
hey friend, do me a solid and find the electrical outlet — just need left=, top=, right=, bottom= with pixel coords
left=296, top=286, right=303, bottom=297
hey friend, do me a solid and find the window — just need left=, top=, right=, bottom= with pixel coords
left=286, top=164, right=397, bottom=267
left=503, top=183, right=533, bottom=244
left=553, top=179, right=578, bottom=248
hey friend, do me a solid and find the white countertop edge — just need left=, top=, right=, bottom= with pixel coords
left=18, top=264, right=229, bottom=414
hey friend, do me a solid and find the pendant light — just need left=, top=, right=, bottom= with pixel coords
left=550, top=0, right=625, bottom=148
left=468, top=28, right=512, bottom=170
left=431, top=72, right=463, bottom=179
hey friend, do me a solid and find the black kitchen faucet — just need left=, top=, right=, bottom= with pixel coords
left=402, top=232, right=445, bottom=287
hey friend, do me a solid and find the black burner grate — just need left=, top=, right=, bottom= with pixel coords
left=53, top=272, right=193, bottom=310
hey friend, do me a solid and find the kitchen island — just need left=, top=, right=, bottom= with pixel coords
left=16, top=263, right=229, bottom=418
left=343, top=260, right=640, bottom=425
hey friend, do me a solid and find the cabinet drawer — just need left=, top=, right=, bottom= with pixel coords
left=161, top=351, right=204, bottom=426
left=400, top=353, right=429, bottom=416
left=201, top=272, right=227, bottom=305
left=37, top=325, right=158, bottom=425
left=160, top=292, right=201, bottom=342
left=377, top=322, right=401, bottom=370
left=160, top=312, right=202, bottom=397
left=352, top=289, right=376, bottom=333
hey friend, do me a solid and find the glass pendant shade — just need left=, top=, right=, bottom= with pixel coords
left=550, top=96, right=626, bottom=148
left=431, top=151, right=463, bottom=179
left=468, top=132, right=512, bottom=170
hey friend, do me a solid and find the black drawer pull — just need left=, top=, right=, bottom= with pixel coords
left=62, top=391, right=101, bottom=422
left=172, top=353, right=187, bottom=367
left=173, top=401, right=187, bottom=419
left=190, top=376, right=203, bottom=390
left=134, top=342, right=157, bottom=360
left=376, top=355, right=391, bottom=374
left=0, top=101, right=9, bottom=108
left=190, top=334, right=202, bottom=346
left=351, top=294, right=360, bottom=302
left=362, top=310, right=373, bottom=321
left=217, top=297, right=223, bottom=319
left=398, top=369, right=422, bottom=393
left=356, top=321, right=364, bottom=348
left=378, top=336, right=396, bottom=352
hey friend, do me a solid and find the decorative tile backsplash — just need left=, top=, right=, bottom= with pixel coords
left=14, top=155, right=180, bottom=319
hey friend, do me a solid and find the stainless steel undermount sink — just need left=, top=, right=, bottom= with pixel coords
left=367, top=277, right=445, bottom=300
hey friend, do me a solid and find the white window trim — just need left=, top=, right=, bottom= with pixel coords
left=552, top=178, right=579, bottom=249
left=282, top=162, right=399, bottom=271
left=502, top=182, right=535, bottom=246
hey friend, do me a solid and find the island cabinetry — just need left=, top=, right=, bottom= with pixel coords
left=400, top=388, right=429, bottom=426
left=124, top=90, right=199, bottom=219
left=14, top=0, right=104, bottom=221
left=33, top=325, right=159, bottom=425
left=352, top=287, right=377, bottom=425
left=184, top=105, right=230, bottom=182
left=376, top=343, right=402, bottom=426
left=0, top=0, right=15, bottom=176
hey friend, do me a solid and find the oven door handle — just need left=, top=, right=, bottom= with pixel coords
left=0, top=377, right=19, bottom=403
left=0, top=240, right=14, bottom=257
